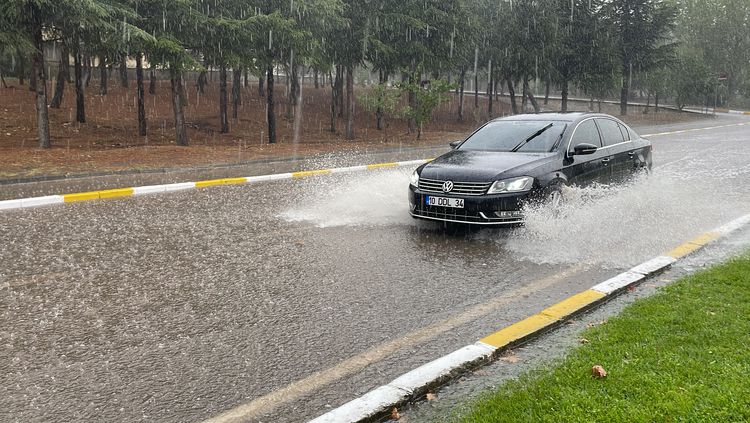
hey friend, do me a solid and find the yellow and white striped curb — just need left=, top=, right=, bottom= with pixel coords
left=310, top=212, right=750, bottom=423
left=0, top=159, right=429, bottom=213
left=714, top=108, right=750, bottom=115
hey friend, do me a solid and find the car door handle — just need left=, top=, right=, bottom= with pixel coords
left=628, top=152, right=636, bottom=158
left=601, top=158, right=610, bottom=164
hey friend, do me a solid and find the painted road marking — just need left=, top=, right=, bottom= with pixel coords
left=310, top=214, right=750, bottom=422
left=203, top=265, right=586, bottom=423
left=641, top=122, right=746, bottom=137
left=666, top=231, right=721, bottom=259
left=63, top=191, right=101, bottom=202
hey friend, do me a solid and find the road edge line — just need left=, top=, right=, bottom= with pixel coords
left=307, top=213, right=750, bottom=423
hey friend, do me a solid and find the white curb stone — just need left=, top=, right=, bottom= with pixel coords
left=21, top=195, right=65, bottom=208
left=0, top=199, right=23, bottom=210
left=590, top=271, right=645, bottom=295
left=388, top=342, right=495, bottom=395
left=133, top=184, right=169, bottom=195
left=163, top=182, right=196, bottom=192
left=629, top=256, right=676, bottom=276
left=245, top=173, right=293, bottom=183
left=308, top=385, right=410, bottom=423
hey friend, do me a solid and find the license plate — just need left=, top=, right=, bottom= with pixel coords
left=425, top=196, right=464, bottom=208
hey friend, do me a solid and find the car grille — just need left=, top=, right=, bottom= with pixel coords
left=418, top=178, right=491, bottom=196
left=411, top=204, right=523, bottom=225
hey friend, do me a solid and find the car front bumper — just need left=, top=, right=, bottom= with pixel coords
left=408, top=185, right=533, bottom=225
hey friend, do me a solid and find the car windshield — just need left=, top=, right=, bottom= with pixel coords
left=458, top=120, right=567, bottom=153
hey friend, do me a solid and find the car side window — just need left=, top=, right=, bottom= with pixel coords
left=618, top=123, right=630, bottom=141
left=596, top=118, right=625, bottom=146
left=569, top=119, right=602, bottom=153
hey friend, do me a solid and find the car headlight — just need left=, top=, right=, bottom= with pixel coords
left=487, top=176, right=534, bottom=194
left=410, top=170, right=420, bottom=187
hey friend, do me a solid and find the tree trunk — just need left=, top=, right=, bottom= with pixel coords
left=100, top=58, right=108, bottom=95
left=544, top=77, right=550, bottom=105
left=232, top=68, right=241, bottom=119
left=335, top=65, right=344, bottom=117
left=408, top=70, right=417, bottom=134
left=170, top=67, right=188, bottom=146
left=119, top=53, right=128, bottom=88
left=619, top=63, right=628, bottom=116
left=654, top=92, right=660, bottom=113
left=219, top=65, right=229, bottom=133
left=487, top=69, right=493, bottom=117
left=524, top=78, right=540, bottom=113
left=458, top=68, right=465, bottom=121
left=197, top=70, right=207, bottom=94
left=329, top=71, right=337, bottom=133
left=31, top=12, right=50, bottom=148
left=243, top=68, right=249, bottom=88
left=561, top=79, right=569, bottom=112
left=287, top=65, right=299, bottom=119
left=258, top=74, right=265, bottom=97
left=136, top=53, right=146, bottom=136
left=83, top=55, right=91, bottom=88
left=314, top=69, right=319, bottom=89
left=507, top=79, right=518, bottom=114
left=345, top=65, right=355, bottom=140
left=0, top=71, right=7, bottom=88
left=17, top=49, right=26, bottom=86
left=643, top=92, right=651, bottom=114
left=29, top=58, right=37, bottom=92
left=74, top=50, right=85, bottom=123
left=149, top=69, right=156, bottom=95
left=376, top=69, right=384, bottom=130
left=474, top=71, right=479, bottom=108
left=266, top=66, right=276, bottom=144
left=50, top=42, right=69, bottom=108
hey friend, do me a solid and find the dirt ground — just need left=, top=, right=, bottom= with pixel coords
left=0, top=75, right=704, bottom=180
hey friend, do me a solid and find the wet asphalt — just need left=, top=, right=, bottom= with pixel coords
left=1, top=113, right=749, bottom=423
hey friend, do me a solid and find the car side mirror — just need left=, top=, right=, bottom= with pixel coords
left=571, top=143, right=598, bottom=156
left=449, top=140, right=462, bottom=149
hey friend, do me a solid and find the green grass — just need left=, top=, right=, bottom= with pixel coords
left=455, top=255, right=750, bottom=423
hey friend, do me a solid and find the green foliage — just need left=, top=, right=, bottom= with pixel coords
left=456, top=253, right=750, bottom=422
left=396, top=78, right=455, bottom=137
left=670, top=47, right=714, bottom=110
left=361, top=84, right=401, bottom=119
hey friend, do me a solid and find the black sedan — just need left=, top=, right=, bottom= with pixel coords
left=408, top=112, right=652, bottom=225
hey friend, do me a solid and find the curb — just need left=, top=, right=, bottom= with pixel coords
left=714, top=108, right=750, bottom=115
left=0, top=159, right=429, bottom=212
left=309, top=213, right=750, bottom=423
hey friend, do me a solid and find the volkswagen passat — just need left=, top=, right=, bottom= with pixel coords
left=408, top=113, right=651, bottom=225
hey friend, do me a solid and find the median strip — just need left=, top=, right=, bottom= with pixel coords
left=308, top=213, right=750, bottom=423
left=0, top=159, right=431, bottom=213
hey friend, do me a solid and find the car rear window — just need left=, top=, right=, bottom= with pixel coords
left=596, top=118, right=625, bottom=146
left=458, top=120, right=567, bottom=153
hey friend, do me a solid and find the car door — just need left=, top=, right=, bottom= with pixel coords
left=595, top=118, right=630, bottom=182
left=563, top=118, right=612, bottom=186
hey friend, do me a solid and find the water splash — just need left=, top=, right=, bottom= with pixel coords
left=279, top=169, right=413, bottom=227
left=505, top=169, right=749, bottom=267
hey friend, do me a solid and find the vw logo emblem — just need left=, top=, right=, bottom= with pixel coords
left=442, top=180, right=454, bottom=193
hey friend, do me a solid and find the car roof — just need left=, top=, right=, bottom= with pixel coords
left=490, top=112, right=609, bottom=123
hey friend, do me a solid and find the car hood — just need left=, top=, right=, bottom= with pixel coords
left=419, top=150, right=555, bottom=182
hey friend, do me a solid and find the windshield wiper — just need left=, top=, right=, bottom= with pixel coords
left=510, top=123, right=554, bottom=153
left=549, top=124, right=567, bottom=152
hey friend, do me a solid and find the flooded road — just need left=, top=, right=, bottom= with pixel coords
left=1, top=114, right=749, bottom=422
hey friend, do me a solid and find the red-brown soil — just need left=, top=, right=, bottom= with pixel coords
left=0, top=76, right=700, bottom=180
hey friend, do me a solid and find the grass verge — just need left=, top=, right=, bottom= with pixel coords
left=455, top=254, right=750, bottom=422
